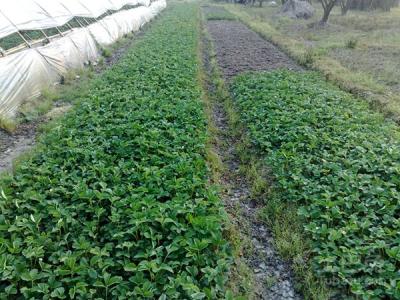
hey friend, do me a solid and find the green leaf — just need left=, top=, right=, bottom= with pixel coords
left=124, top=263, right=137, bottom=272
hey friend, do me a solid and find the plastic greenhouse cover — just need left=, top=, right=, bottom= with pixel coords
left=0, top=0, right=166, bottom=117
left=124, top=0, right=140, bottom=6
left=0, top=13, right=14, bottom=40
left=0, top=49, right=58, bottom=117
left=77, top=0, right=116, bottom=18
left=55, top=0, right=92, bottom=18
left=0, top=0, right=150, bottom=40
left=35, top=0, right=91, bottom=22
left=108, top=0, right=126, bottom=10
left=138, top=0, right=152, bottom=7
left=0, top=0, right=65, bottom=38
left=0, top=0, right=86, bottom=39
left=87, top=5, right=153, bottom=46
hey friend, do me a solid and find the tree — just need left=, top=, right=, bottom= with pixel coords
left=319, top=0, right=337, bottom=24
left=340, top=0, right=350, bottom=15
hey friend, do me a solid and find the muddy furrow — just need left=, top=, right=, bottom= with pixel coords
left=0, top=125, right=36, bottom=172
left=202, top=8, right=302, bottom=299
left=215, top=101, right=301, bottom=300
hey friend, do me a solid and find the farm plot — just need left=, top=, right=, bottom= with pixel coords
left=203, top=8, right=303, bottom=300
left=0, top=3, right=231, bottom=299
left=231, top=71, right=400, bottom=299
left=206, top=19, right=300, bottom=80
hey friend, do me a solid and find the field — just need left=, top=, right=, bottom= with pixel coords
left=231, top=71, right=400, bottom=299
left=0, top=4, right=231, bottom=298
left=0, top=1, right=400, bottom=299
left=221, top=3, right=400, bottom=121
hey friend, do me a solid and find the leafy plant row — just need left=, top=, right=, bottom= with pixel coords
left=231, top=71, right=400, bottom=299
left=0, top=4, right=231, bottom=299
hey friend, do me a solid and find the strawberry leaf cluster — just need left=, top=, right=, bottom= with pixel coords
left=232, top=71, right=400, bottom=299
left=0, top=4, right=230, bottom=299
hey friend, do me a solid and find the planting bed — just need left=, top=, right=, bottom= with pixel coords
left=231, top=70, right=400, bottom=299
left=206, top=20, right=300, bottom=80
left=0, top=4, right=231, bottom=299
left=202, top=24, right=301, bottom=300
left=0, top=31, right=143, bottom=175
left=2, top=1, right=399, bottom=299
left=205, top=11, right=303, bottom=299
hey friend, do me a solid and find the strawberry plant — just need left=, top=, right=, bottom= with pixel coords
left=231, top=71, right=400, bottom=299
left=0, top=3, right=231, bottom=299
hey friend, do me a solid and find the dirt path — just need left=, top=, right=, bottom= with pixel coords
left=0, top=33, right=142, bottom=174
left=0, top=124, right=36, bottom=172
left=207, top=20, right=300, bottom=80
left=202, top=8, right=302, bottom=300
left=210, top=97, right=301, bottom=300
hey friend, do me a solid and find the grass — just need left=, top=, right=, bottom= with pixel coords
left=18, top=87, right=59, bottom=122
left=258, top=197, right=329, bottom=299
left=220, top=3, right=400, bottom=122
left=16, top=67, right=95, bottom=125
left=203, top=6, right=238, bottom=20
left=101, top=47, right=113, bottom=58
left=0, top=116, right=17, bottom=132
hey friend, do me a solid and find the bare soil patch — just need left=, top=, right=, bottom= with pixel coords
left=0, top=123, right=36, bottom=172
left=0, top=103, right=71, bottom=173
left=206, top=20, right=300, bottom=80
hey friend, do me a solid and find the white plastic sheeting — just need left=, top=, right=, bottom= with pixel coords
left=39, top=28, right=98, bottom=73
left=0, top=0, right=167, bottom=117
left=0, top=0, right=154, bottom=40
left=0, top=0, right=85, bottom=39
left=88, top=5, right=155, bottom=46
left=0, top=50, right=57, bottom=117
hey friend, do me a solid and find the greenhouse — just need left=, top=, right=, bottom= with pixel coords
left=0, top=0, right=166, bottom=117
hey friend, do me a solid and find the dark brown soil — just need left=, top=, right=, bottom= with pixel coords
left=0, top=123, right=36, bottom=172
left=207, top=20, right=300, bottom=80
left=0, top=103, right=72, bottom=173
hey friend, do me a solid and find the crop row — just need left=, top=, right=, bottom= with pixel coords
left=0, top=4, right=231, bottom=299
left=231, top=71, right=400, bottom=299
